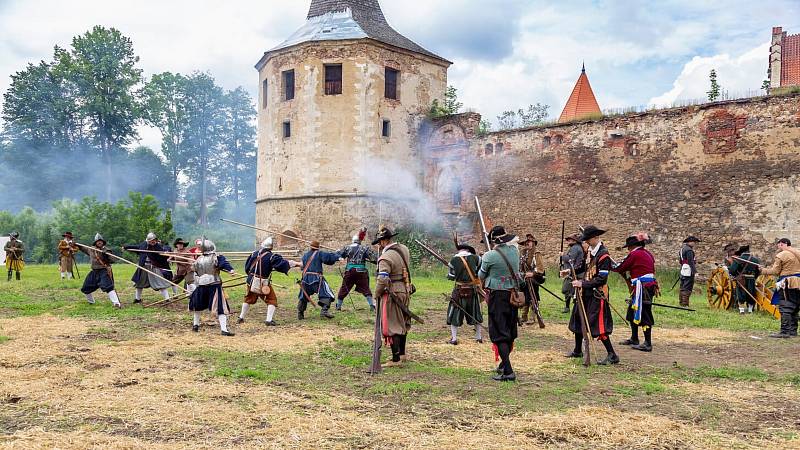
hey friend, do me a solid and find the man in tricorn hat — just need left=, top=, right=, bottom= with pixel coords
left=478, top=225, right=520, bottom=381
left=678, top=236, right=700, bottom=307
left=297, top=240, right=340, bottom=320
left=373, top=226, right=414, bottom=367
left=4, top=232, right=24, bottom=281
left=446, top=242, right=484, bottom=345
left=560, top=233, right=585, bottom=314
left=727, top=245, right=760, bottom=314
left=567, top=225, right=618, bottom=365
left=612, top=233, right=658, bottom=352
left=79, top=233, right=122, bottom=307
left=58, top=232, right=79, bottom=280
left=518, top=233, right=545, bottom=325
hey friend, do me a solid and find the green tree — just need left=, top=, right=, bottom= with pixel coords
left=67, top=26, right=143, bottom=201
left=518, top=103, right=550, bottom=126
left=428, top=85, right=462, bottom=118
left=143, top=72, right=191, bottom=208
left=761, top=79, right=771, bottom=93
left=183, top=72, right=225, bottom=225
left=707, top=69, right=721, bottom=102
left=218, top=87, right=256, bottom=207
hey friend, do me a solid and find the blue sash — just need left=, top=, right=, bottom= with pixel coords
left=631, top=274, right=656, bottom=324
left=772, top=274, right=800, bottom=305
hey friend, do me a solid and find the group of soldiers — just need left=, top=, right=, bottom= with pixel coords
left=5, top=221, right=800, bottom=378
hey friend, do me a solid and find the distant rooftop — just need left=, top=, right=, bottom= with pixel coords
left=558, top=65, right=602, bottom=123
left=256, top=0, right=450, bottom=69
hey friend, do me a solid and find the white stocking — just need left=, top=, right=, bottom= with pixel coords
left=475, top=324, right=483, bottom=340
left=160, top=289, right=170, bottom=300
left=85, top=293, right=96, bottom=304
left=193, top=312, right=202, bottom=326
left=218, top=314, right=229, bottom=332
left=172, top=286, right=178, bottom=295
left=240, top=303, right=251, bottom=319
left=266, top=304, right=276, bottom=322
left=67, top=273, right=72, bottom=280
left=60, top=272, right=66, bottom=280
left=450, top=325, right=458, bottom=341
left=135, top=288, right=143, bottom=300
left=108, top=290, right=121, bottom=306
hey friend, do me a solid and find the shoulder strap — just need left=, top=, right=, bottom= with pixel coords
left=495, top=247, right=520, bottom=290
left=302, top=251, right=318, bottom=276
left=386, top=247, right=413, bottom=285
left=458, top=255, right=479, bottom=285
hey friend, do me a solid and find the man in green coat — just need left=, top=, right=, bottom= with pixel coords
left=446, top=243, right=484, bottom=344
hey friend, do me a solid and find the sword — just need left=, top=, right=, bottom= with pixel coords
left=387, top=291, right=424, bottom=324
left=474, top=196, right=491, bottom=252
left=441, top=293, right=486, bottom=333
left=651, top=302, right=695, bottom=312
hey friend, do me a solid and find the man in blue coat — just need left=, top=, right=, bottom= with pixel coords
left=124, top=232, right=173, bottom=303
left=297, top=241, right=341, bottom=320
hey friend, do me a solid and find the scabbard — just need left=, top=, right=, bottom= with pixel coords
left=387, top=291, right=424, bottom=324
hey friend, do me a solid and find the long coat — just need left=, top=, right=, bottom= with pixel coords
left=376, top=243, right=412, bottom=337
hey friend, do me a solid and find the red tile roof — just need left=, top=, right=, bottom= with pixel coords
left=558, top=66, right=602, bottom=123
left=781, top=32, right=800, bottom=86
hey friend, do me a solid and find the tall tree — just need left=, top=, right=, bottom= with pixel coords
left=707, top=69, right=721, bottom=102
left=218, top=87, right=256, bottom=207
left=143, top=72, right=191, bottom=208
left=67, top=26, right=143, bottom=201
left=183, top=72, right=225, bottom=225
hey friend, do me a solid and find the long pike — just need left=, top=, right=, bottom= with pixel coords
left=74, top=242, right=186, bottom=293
left=220, top=218, right=338, bottom=251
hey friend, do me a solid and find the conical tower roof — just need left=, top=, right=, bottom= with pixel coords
left=257, top=0, right=449, bottom=69
left=558, top=65, right=602, bottom=123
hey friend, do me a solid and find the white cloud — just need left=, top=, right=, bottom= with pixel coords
left=647, top=43, right=770, bottom=107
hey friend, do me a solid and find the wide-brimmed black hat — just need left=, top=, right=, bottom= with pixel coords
left=735, top=245, right=750, bottom=256
left=724, top=242, right=738, bottom=253
left=618, top=235, right=646, bottom=250
left=777, top=238, right=792, bottom=246
left=488, top=225, right=515, bottom=245
left=173, top=238, right=188, bottom=247
left=372, top=226, right=399, bottom=245
left=683, top=235, right=700, bottom=243
left=456, top=243, right=477, bottom=255
left=62, top=231, right=74, bottom=238
left=520, top=233, right=538, bottom=245
left=579, top=225, right=606, bottom=242
left=9, top=231, right=19, bottom=238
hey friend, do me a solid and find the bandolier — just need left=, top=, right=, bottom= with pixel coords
left=373, top=226, right=413, bottom=367
left=518, top=233, right=545, bottom=325
left=446, top=243, right=484, bottom=344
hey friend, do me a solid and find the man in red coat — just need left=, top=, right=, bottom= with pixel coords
left=612, top=233, right=658, bottom=352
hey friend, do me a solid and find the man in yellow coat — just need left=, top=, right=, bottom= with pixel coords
left=58, top=231, right=80, bottom=279
left=5, top=232, right=24, bottom=281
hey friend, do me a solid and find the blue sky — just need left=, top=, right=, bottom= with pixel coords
left=1, top=0, right=798, bottom=147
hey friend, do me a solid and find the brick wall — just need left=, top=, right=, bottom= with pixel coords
left=423, top=94, right=800, bottom=273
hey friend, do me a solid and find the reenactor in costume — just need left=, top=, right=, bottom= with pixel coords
left=478, top=225, right=520, bottom=382
left=169, top=238, right=195, bottom=289
left=612, top=233, right=658, bottom=352
left=374, top=226, right=414, bottom=367
left=335, top=228, right=378, bottom=312
left=79, top=233, right=122, bottom=308
left=446, top=243, right=484, bottom=345
left=678, top=236, right=700, bottom=307
left=5, top=232, right=24, bottom=281
left=559, top=233, right=585, bottom=313
left=124, top=233, right=174, bottom=303
left=760, top=238, right=800, bottom=338
left=518, top=233, right=545, bottom=325
left=188, top=239, right=237, bottom=335
left=239, top=237, right=300, bottom=326
left=727, top=245, right=760, bottom=314
left=567, top=226, right=618, bottom=365
left=58, top=232, right=80, bottom=280
left=297, top=241, right=340, bottom=320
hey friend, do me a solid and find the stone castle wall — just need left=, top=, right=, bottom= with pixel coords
left=423, top=94, right=800, bottom=271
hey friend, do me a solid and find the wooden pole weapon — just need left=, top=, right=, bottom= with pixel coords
left=220, top=218, right=338, bottom=251
left=570, top=261, right=595, bottom=367
left=74, top=242, right=186, bottom=293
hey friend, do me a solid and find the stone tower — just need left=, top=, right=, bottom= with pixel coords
left=254, top=0, right=451, bottom=245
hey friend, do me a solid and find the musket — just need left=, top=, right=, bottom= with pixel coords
left=474, top=196, right=491, bottom=252
left=74, top=242, right=187, bottom=293
left=369, top=290, right=384, bottom=375
left=220, top=218, right=338, bottom=251
left=667, top=277, right=681, bottom=292
left=71, top=254, right=81, bottom=280
left=559, top=220, right=565, bottom=266
left=440, top=293, right=488, bottom=334
left=731, top=256, right=765, bottom=268
left=388, top=291, right=424, bottom=324
left=651, top=302, right=695, bottom=312
left=528, top=278, right=567, bottom=304
left=523, top=277, right=546, bottom=329
left=414, top=239, right=450, bottom=266
left=569, top=261, right=594, bottom=367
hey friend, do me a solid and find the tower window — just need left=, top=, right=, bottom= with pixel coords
left=282, top=121, right=291, bottom=138
left=261, top=79, right=268, bottom=109
left=382, top=120, right=391, bottom=137
left=496, top=143, right=504, bottom=154
left=385, top=67, right=399, bottom=100
left=282, top=69, right=295, bottom=101
left=324, top=64, right=342, bottom=95
left=554, top=135, right=563, bottom=145
left=484, top=144, right=494, bottom=156
left=543, top=136, right=551, bottom=148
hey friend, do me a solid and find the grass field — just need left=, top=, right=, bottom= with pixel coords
left=0, top=264, right=798, bottom=449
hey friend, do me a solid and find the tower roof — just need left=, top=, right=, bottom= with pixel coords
left=257, top=0, right=449, bottom=69
left=558, top=65, right=602, bottom=123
